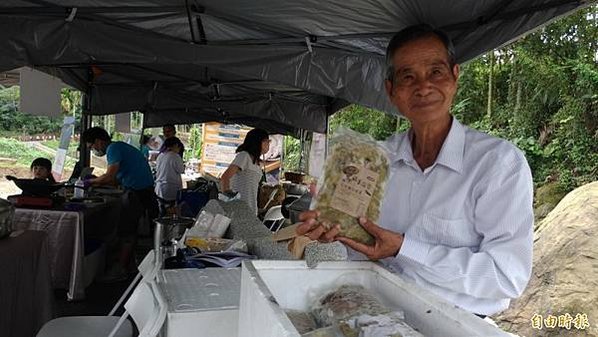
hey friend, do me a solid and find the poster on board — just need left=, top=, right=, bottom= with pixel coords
left=52, top=116, right=76, bottom=180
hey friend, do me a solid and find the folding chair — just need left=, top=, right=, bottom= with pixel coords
left=36, top=251, right=165, bottom=337
left=263, top=205, right=285, bottom=232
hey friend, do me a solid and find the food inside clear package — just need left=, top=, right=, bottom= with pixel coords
left=187, top=211, right=231, bottom=238
left=311, top=285, right=424, bottom=337
left=285, top=310, right=319, bottom=334
left=312, top=285, right=391, bottom=327
left=311, top=128, right=390, bottom=245
left=185, top=237, right=247, bottom=253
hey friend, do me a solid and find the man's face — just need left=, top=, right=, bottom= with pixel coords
left=163, top=126, right=176, bottom=139
left=87, top=139, right=107, bottom=157
left=385, top=35, right=459, bottom=125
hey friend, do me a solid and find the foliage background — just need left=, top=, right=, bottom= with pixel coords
left=328, top=6, right=597, bottom=194
left=1, top=6, right=596, bottom=195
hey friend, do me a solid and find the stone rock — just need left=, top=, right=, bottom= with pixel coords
left=493, top=181, right=598, bottom=337
left=535, top=182, right=567, bottom=209
left=304, top=241, right=348, bottom=268
left=533, top=203, right=555, bottom=224
left=248, top=237, right=295, bottom=260
left=201, top=199, right=225, bottom=216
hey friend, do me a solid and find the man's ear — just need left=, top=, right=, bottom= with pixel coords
left=452, top=64, right=460, bottom=81
left=385, top=79, right=393, bottom=97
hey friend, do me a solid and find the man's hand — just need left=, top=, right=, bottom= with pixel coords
left=83, top=178, right=93, bottom=188
left=296, top=210, right=341, bottom=242
left=337, top=217, right=404, bottom=260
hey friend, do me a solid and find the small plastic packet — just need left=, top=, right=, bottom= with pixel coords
left=311, top=285, right=391, bottom=327
left=184, top=237, right=247, bottom=253
left=285, top=310, right=319, bottom=334
left=187, top=211, right=231, bottom=238
left=311, top=285, right=424, bottom=337
left=311, top=128, right=390, bottom=245
left=301, top=326, right=345, bottom=337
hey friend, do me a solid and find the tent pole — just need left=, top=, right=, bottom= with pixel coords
left=79, top=68, right=93, bottom=167
left=324, top=114, right=329, bottom=160
left=79, top=93, right=92, bottom=167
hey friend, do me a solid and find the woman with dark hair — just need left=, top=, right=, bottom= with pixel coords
left=30, top=157, right=56, bottom=183
left=220, top=128, right=270, bottom=214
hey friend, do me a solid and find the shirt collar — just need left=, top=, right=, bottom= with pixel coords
left=392, top=117, right=465, bottom=173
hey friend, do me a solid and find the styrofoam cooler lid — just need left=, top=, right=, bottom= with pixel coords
left=159, top=268, right=241, bottom=312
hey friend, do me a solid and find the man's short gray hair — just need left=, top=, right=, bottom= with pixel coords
left=385, top=24, right=456, bottom=83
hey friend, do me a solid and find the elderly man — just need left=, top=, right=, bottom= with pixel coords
left=298, top=24, right=533, bottom=317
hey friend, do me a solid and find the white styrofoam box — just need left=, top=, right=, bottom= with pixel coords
left=159, top=268, right=240, bottom=337
left=238, top=260, right=512, bottom=337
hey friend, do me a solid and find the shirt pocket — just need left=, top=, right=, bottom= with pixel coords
left=412, top=213, right=480, bottom=249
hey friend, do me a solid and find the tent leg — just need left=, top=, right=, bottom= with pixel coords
left=79, top=93, right=92, bottom=167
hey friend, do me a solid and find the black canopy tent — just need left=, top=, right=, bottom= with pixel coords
left=0, top=0, right=593, bottom=137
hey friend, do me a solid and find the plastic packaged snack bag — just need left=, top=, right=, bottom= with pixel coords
left=312, top=285, right=391, bottom=327
left=285, top=309, right=319, bottom=334
left=311, top=285, right=424, bottom=337
left=311, top=128, right=390, bottom=245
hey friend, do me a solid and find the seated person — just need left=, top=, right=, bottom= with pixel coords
left=155, top=137, right=185, bottom=215
left=30, top=157, right=56, bottom=183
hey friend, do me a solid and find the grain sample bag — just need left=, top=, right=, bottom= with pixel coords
left=312, top=285, right=424, bottom=337
left=312, top=128, right=390, bottom=245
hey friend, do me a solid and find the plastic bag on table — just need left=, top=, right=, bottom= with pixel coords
left=311, top=285, right=423, bottom=337
left=310, top=128, right=389, bottom=246
left=311, top=285, right=391, bottom=327
left=285, top=309, right=319, bottom=335
left=341, top=313, right=425, bottom=337
left=301, top=326, right=345, bottom=337
left=187, top=211, right=231, bottom=238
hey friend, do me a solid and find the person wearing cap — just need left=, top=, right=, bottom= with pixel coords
left=298, top=24, right=534, bottom=317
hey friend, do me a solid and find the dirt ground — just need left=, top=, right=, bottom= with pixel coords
left=0, top=165, right=31, bottom=199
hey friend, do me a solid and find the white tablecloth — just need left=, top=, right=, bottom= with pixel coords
left=12, top=199, right=120, bottom=300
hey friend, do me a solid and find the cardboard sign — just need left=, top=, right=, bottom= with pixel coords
left=19, top=67, right=63, bottom=117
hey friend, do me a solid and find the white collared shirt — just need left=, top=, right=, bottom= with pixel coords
left=376, top=117, right=534, bottom=315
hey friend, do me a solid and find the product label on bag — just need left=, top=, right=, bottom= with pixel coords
left=330, top=164, right=379, bottom=218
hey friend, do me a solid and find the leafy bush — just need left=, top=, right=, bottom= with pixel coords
left=0, top=86, right=65, bottom=135
left=283, top=136, right=302, bottom=172
left=186, top=126, right=202, bottom=160
left=0, top=137, right=53, bottom=167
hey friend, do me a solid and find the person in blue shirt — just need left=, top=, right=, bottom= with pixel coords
left=139, top=134, right=151, bottom=160
left=83, top=126, right=158, bottom=281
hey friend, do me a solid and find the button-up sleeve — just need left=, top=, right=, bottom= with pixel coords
left=397, top=158, right=534, bottom=300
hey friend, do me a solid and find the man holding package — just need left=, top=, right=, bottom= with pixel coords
left=298, top=24, right=533, bottom=317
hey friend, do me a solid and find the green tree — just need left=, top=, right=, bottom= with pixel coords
left=330, top=104, right=403, bottom=140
